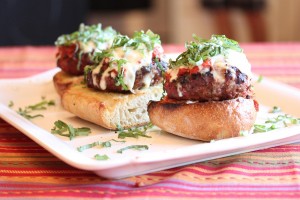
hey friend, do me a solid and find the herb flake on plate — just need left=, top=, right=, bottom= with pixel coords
left=77, top=139, right=125, bottom=152
left=94, top=154, right=109, bottom=161
left=117, top=145, right=149, bottom=154
left=51, top=120, right=91, bottom=140
left=17, top=98, right=55, bottom=120
left=254, top=114, right=300, bottom=133
left=117, top=123, right=153, bottom=139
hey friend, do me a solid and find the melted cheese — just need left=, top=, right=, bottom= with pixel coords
left=92, top=45, right=159, bottom=92
left=168, top=50, right=251, bottom=83
left=225, top=50, right=251, bottom=77
left=79, top=38, right=114, bottom=53
left=79, top=41, right=97, bottom=53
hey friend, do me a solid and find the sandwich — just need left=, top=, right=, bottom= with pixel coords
left=148, top=35, right=259, bottom=141
left=53, top=23, right=117, bottom=96
left=53, top=30, right=168, bottom=130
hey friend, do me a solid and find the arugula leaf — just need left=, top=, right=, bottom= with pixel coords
left=94, top=154, right=109, bottom=160
left=51, top=120, right=91, bottom=140
left=170, top=34, right=242, bottom=68
left=117, top=123, right=153, bottom=139
left=117, top=145, right=149, bottom=154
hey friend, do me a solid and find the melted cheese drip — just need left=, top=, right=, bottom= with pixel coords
left=79, top=41, right=97, bottom=53
left=168, top=50, right=251, bottom=83
left=92, top=45, right=161, bottom=92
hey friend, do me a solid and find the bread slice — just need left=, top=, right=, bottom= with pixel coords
left=53, top=71, right=84, bottom=97
left=148, top=97, right=257, bottom=141
left=59, top=80, right=163, bottom=130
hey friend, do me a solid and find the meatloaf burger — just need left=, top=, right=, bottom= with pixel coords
left=58, top=30, right=168, bottom=129
left=53, top=23, right=117, bottom=95
left=148, top=35, right=258, bottom=141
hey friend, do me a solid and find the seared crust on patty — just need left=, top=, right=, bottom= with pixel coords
left=148, top=97, right=257, bottom=141
left=164, top=66, right=252, bottom=101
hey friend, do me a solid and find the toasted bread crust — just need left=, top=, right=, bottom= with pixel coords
left=53, top=71, right=84, bottom=96
left=61, top=84, right=163, bottom=130
left=53, top=70, right=164, bottom=129
left=148, top=97, right=257, bottom=141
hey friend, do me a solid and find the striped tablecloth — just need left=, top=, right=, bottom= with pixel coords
left=1, top=44, right=300, bottom=199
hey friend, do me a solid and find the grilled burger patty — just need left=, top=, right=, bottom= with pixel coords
left=86, top=57, right=168, bottom=93
left=164, top=64, right=253, bottom=101
left=56, top=43, right=95, bottom=75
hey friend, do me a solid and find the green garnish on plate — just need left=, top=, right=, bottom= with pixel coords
left=254, top=114, right=300, bottom=133
left=17, top=98, right=55, bottom=120
left=117, top=145, right=149, bottom=154
left=117, top=123, right=153, bottom=139
left=51, top=120, right=91, bottom=140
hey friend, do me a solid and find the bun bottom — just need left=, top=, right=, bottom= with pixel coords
left=148, top=97, right=258, bottom=141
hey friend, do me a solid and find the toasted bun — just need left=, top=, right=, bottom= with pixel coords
left=59, top=81, right=163, bottom=130
left=53, top=71, right=84, bottom=96
left=148, top=97, right=257, bottom=141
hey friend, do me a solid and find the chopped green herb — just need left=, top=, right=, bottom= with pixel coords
left=170, top=35, right=242, bottom=68
left=254, top=114, right=300, bottom=133
left=117, top=123, right=153, bottom=139
left=55, top=23, right=117, bottom=47
left=240, top=130, right=251, bottom=136
left=117, top=145, right=149, bottom=154
left=77, top=141, right=111, bottom=152
left=51, top=120, right=91, bottom=140
left=114, top=59, right=128, bottom=90
left=111, top=30, right=161, bottom=51
left=17, top=98, right=55, bottom=120
left=77, top=139, right=125, bottom=152
left=257, top=75, right=263, bottom=83
left=270, top=106, right=281, bottom=113
left=154, top=57, right=166, bottom=74
left=94, top=154, right=109, bottom=160
left=55, top=23, right=117, bottom=71
left=8, top=101, right=14, bottom=108
left=86, top=30, right=161, bottom=91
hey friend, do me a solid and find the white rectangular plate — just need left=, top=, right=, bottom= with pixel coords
left=1, top=68, right=300, bottom=179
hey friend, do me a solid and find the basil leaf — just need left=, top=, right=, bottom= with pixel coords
left=254, top=114, right=300, bottom=133
left=117, top=123, right=153, bottom=139
left=94, top=154, right=109, bottom=160
left=17, top=98, right=55, bottom=120
left=51, top=120, right=91, bottom=140
left=170, top=34, right=242, bottom=68
left=117, top=145, right=149, bottom=154
left=77, top=139, right=125, bottom=152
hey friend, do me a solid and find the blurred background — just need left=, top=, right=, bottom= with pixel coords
left=0, top=0, right=300, bottom=46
